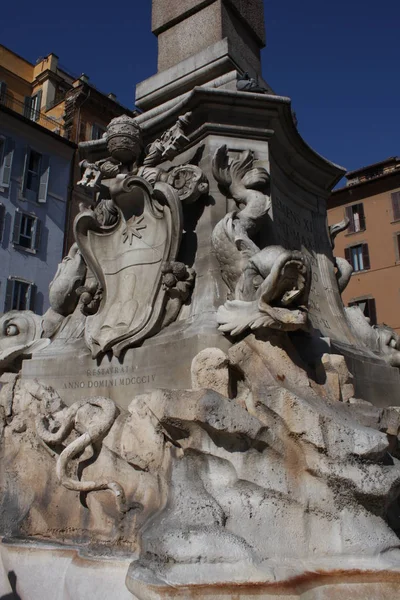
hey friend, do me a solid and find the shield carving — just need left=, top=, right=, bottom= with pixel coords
left=74, top=177, right=182, bottom=357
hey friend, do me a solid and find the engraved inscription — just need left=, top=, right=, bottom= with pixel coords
left=63, top=373, right=157, bottom=390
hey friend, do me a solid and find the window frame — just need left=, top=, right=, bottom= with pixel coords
left=0, top=203, right=5, bottom=243
left=20, top=147, right=50, bottom=204
left=4, top=276, right=36, bottom=312
left=0, top=135, right=15, bottom=191
left=345, top=242, right=370, bottom=273
left=24, top=90, right=42, bottom=122
left=345, top=203, right=366, bottom=234
left=12, top=209, right=41, bottom=254
left=391, top=191, right=400, bottom=222
left=91, top=123, right=107, bottom=141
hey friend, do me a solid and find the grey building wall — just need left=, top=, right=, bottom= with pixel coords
left=0, top=109, right=75, bottom=315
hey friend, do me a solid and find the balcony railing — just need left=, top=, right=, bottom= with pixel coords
left=0, top=92, right=66, bottom=137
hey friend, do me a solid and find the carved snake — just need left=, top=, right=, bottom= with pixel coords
left=36, top=397, right=126, bottom=512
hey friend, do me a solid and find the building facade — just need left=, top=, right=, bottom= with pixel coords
left=0, top=105, right=75, bottom=314
left=327, top=157, right=400, bottom=333
left=0, top=44, right=135, bottom=313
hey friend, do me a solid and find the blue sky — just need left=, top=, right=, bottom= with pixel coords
left=1, top=0, right=399, bottom=182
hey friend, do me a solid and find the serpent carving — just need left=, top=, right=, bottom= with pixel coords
left=36, top=396, right=127, bottom=512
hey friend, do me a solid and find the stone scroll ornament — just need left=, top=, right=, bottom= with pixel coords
left=211, top=145, right=311, bottom=335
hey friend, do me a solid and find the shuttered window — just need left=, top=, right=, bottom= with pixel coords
left=348, top=298, right=377, bottom=326
left=20, top=148, right=50, bottom=203
left=0, top=81, right=6, bottom=103
left=345, top=203, right=366, bottom=233
left=23, top=90, right=42, bottom=122
left=12, top=210, right=41, bottom=253
left=0, top=204, right=5, bottom=243
left=0, top=136, right=15, bottom=188
left=4, top=278, right=36, bottom=312
left=344, top=243, right=370, bottom=272
left=392, top=192, right=400, bottom=221
left=91, top=123, right=106, bottom=140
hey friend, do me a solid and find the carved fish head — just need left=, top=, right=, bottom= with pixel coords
left=236, top=246, right=310, bottom=309
left=0, top=311, right=50, bottom=369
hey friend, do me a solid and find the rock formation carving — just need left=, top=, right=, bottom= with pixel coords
left=212, top=145, right=310, bottom=335
left=2, top=109, right=400, bottom=599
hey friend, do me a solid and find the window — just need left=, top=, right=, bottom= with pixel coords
left=348, top=298, right=377, bottom=326
left=345, top=203, right=365, bottom=233
left=79, top=121, right=88, bottom=142
left=392, top=192, right=400, bottom=222
left=0, top=203, right=5, bottom=242
left=26, top=150, right=41, bottom=194
left=91, top=124, right=106, bottom=140
left=12, top=210, right=41, bottom=252
left=0, top=136, right=14, bottom=188
left=23, top=90, right=42, bottom=121
left=345, top=243, right=370, bottom=272
left=21, top=148, right=50, bottom=203
left=0, top=81, right=6, bottom=103
left=4, top=277, right=36, bottom=312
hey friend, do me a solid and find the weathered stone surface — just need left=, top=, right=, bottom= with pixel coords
left=152, top=0, right=266, bottom=46
left=191, top=347, right=230, bottom=395
left=2, top=1, right=400, bottom=595
left=152, top=0, right=265, bottom=72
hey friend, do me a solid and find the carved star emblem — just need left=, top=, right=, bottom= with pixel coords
left=122, top=216, right=147, bottom=244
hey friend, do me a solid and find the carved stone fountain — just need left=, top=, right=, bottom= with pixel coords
left=1, top=1, right=400, bottom=598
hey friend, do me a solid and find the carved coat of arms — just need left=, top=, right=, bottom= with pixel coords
left=70, top=113, right=207, bottom=358
left=75, top=177, right=183, bottom=357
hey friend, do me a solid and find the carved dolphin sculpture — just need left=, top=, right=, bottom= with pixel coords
left=0, top=311, right=50, bottom=370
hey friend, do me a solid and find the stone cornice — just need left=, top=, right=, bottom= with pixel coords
left=138, top=87, right=345, bottom=194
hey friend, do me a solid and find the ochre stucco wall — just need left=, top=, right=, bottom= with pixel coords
left=328, top=181, right=400, bottom=333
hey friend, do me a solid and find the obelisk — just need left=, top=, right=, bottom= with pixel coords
left=136, top=0, right=272, bottom=120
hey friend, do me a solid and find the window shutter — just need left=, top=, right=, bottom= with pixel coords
left=12, top=211, right=22, bottom=245
left=358, top=203, right=365, bottom=230
left=362, top=243, right=370, bottom=270
left=38, top=155, right=50, bottom=203
left=392, top=192, right=400, bottom=221
left=0, top=81, right=7, bottom=103
left=24, top=96, right=32, bottom=119
left=20, top=147, right=29, bottom=199
left=34, top=89, right=42, bottom=121
left=0, top=204, right=5, bottom=243
left=345, top=206, right=355, bottom=233
left=367, top=298, right=377, bottom=326
left=344, top=246, right=352, bottom=267
left=33, top=218, right=42, bottom=251
left=0, top=137, right=15, bottom=188
left=4, top=278, right=13, bottom=312
left=27, top=283, right=36, bottom=311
